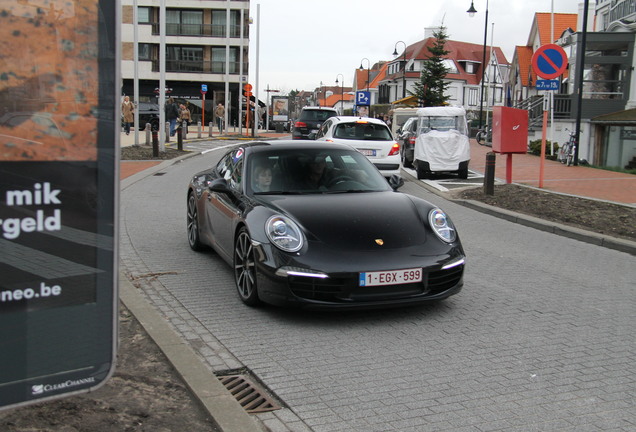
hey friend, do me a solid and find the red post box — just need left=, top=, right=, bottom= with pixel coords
left=492, top=106, right=528, bottom=154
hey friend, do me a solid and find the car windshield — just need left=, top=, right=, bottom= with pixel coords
left=418, top=116, right=467, bottom=135
left=333, top=122, right=393, bottom=141
left=299, top=110, right=336, bottom=121
left=247, top=148, right=391, bottom=195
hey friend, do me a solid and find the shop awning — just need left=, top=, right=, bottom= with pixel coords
left=391, top=95, right=418, bottom=106
left=591, top=108, right=636, bottom=125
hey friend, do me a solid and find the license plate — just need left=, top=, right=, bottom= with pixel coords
left=359, top=268, right=423, bottom=287
left=310, top=129, right=318, bottom=133
left=360, top=149, right=376, bottom=156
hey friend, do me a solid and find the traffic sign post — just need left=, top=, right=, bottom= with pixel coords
left=531, top=44, right=568, bottom=80
left=531, top=44, right=568, bottom=188
left=201, top=84, right=208, bottom=130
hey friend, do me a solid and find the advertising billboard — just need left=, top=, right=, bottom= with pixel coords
left=0, top=0, right=118, bottom=410
left=272, top=97, right=289, bottom=122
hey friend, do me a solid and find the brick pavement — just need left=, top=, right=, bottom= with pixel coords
left=469, top=141, right=636, bottom=205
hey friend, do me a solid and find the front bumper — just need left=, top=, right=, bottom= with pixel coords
left=253, top=242, right=465, bottom=310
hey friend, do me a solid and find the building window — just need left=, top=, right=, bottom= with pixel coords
left=468, top=88, right=478, bottom=106
left=138, top=43, right=152, bottom=61
left=166, top=46, right=203, bottom=72
left=211, top=10, right=241, bottom=37
left=166, top=9, right=203, bottom=36
left=138, top=7, right=151, bottom=24
left=442, top=59, right=458, bottom=74
left=211, top=47, right=240, bottom=74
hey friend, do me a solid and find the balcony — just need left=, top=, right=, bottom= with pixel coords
left=151, top=22, right=244, bottom=38
left=151, top=59, right=244, bottom=74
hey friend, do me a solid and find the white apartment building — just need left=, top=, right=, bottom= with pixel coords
left=120, top=1, right=250, bottom=126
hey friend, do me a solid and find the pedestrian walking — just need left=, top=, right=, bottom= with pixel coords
left=121, top=95, right=134, bottom=135
left=214, top=102, right=225, bottom=134
left=164, top=97, right=179, bottom=136
left=179, top=103, right=191, bottom=134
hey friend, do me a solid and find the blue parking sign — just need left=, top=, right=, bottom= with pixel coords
left=356, top=91, right=370, bottom=106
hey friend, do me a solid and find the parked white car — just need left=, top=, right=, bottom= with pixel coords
left=314, top=116, right=401, bottom=177
left=413, top=107, right=470, bottom=179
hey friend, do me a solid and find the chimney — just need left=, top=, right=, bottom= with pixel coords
left=424, top=27, right=442, bottom=38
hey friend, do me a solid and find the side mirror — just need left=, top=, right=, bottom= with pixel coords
left=307, top=131, right=317, bottom=140
left=209, top=178, right=230, bottom=194
left=388, top=174, right=404, bottom=191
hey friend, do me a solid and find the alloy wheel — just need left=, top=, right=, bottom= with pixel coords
left=234, top=229, right=259, bottom=306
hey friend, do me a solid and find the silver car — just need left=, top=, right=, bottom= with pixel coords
left=314, top=116, right=401, bottom=177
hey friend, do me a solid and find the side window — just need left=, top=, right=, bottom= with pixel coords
left=229, top=157, right=243, bottom=191
left=216, top=153, right=233, bottom=180
left=317, top=120, right=331, bottom=138
left=216, top=148, right=244, bottom=191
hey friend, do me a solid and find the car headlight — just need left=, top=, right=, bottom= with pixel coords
left=428, top=208, right=457, bottom=243
left=266, top=215, right=303, bottom=252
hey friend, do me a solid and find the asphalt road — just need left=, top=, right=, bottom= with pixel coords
left=120, top=140, right=636, bottom=432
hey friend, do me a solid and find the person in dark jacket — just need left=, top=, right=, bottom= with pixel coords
left=165, top=98, right=179, bottom=136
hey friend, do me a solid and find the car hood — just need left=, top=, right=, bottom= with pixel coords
left=258, top=192, right=431, bottom=250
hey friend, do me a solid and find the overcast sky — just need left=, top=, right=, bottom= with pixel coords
left=247, top=0, right=585, bottom=101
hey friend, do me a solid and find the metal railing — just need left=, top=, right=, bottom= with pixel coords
left=151, top=22, right=243, bottom=38
left=152, top=59, right=244, bottom=74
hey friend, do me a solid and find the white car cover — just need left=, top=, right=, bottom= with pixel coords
left=414, top=130, right=470, bottom=171
left=413, top=107, right=470, bottom=171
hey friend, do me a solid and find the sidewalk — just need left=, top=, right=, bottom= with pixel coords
left=119, top=127, right=289, bottom=148
left=468, top=140, right=636, bottom=205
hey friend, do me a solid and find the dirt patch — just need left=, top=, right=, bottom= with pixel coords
left=0, top=304, right=220, bottom=432
left=121, top=145, right=190, bottom=161
left=452, top=184, right=635, bottom=242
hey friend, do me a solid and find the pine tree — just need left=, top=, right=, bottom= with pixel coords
left=411, top=27, right=451, bottom=107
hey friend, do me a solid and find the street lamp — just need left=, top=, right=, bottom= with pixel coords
left=359, top=58, right=370, bottom=92
left=467, top=0, right=488, bottom=130
left=392, top=41, right=407, bottom=99
left=335, top=74, right=344, bottom=115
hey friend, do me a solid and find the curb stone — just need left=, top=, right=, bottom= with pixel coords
left=119, top=274, right=266, bottom=432
left=401, top=170, right=636, bottom=256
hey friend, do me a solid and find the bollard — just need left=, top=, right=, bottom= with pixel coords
left=165, top=122, right=170, bottom=143
left=152, top=130, right=159, bottom=157
left=145, top=124, right=151, bottom=146
left=177, top=125, right=183, bottom=151
left=197, top=121, right=202, bottom=139
left=484, top=152, right=496, bottom=195
left=208, top=122, right=213, bottom=137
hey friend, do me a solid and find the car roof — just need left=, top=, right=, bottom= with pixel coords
left=300, top=106, right=337, bottom=112
left=235, top=140, right=356, bottom=153
left=328, top=116, right=388, bottom=125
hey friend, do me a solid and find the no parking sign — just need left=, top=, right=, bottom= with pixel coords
left=532, top=44, right=568, bottom=80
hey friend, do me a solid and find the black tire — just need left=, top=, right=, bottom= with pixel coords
left=401, top=148, right=413, bottom=168
left=234, top=227, right=260, bottom=306
left=415, top=161, right=429, bottom=180
left=186, top=193, right=205, bottom=251
left=457, top=161, right=469, bottom=179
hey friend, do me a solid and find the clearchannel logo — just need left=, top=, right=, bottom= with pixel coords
left=31, top=377, right=95, bottom=395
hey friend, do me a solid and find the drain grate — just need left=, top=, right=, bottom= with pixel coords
left=153, top=172, right=166, bottom=176
left=217, top=374, right=281, bottom=414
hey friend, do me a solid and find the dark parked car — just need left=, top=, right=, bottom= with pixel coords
left=137, top=102, right=160, bottom=131
left=397, top=116, right=418, bottom=168
left=292, top=107, right=338, bottom=139
left=186, top=140, right=465, bottom=309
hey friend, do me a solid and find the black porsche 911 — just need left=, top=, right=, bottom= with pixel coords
left=186, top=140, right=465, bottom=309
